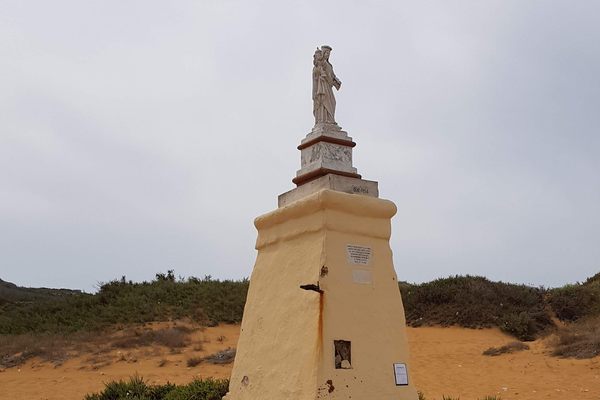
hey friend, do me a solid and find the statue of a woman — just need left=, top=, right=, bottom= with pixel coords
left=312, top=45, right=342, bottom=126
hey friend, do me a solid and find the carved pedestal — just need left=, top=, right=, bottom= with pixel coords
left=280, top=123, right=379, bottom=207
left=294, top=124, right=360, bottom=185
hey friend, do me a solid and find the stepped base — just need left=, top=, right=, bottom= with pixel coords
left=279, top=174, right=378, bottom=208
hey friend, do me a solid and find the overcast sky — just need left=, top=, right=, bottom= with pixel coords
left=1, top=1, right=599, bottom=291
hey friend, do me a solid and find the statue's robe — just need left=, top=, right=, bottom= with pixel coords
left=312, top=60, right=338, bottom=124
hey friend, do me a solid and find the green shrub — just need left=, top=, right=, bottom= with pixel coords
left=84, top=375, right=174, bottom=400
left=0, top=273, right=249, bottom=335
left=548, top=281, right=600, bottom=322
left=84, top=375, right=228, bottom=400
left=164, top=379, right=229, bottom=400
left=500, top=310, right=551, bottom=341
left=400, top=275, right=553, bottom=340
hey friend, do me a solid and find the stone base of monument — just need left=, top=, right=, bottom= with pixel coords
left=224, top=190, right=418, bottom=400
left=279, top=174, right=378, bottom=207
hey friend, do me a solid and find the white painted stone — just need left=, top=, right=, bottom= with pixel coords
left=278, top=174, right=379, bottom=208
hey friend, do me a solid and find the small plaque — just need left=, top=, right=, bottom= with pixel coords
left=346, top=245, right=372, bottom=265
left=352, top=270, right=372, bottom=284
left=393, top=363, right=408, bottom=386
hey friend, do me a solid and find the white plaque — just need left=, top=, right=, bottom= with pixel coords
left=346, top=245, right=372, bottom=265
left=393, top=363, right=408, bottom=386
left=352, top=269, right=372, bottom=284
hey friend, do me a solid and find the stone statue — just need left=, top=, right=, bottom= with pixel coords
left=312, top=45, right=342, bottom=126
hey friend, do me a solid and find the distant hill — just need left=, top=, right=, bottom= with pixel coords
left=0, top=278, right=83, bottom=305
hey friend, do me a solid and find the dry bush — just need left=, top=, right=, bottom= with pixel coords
left=552, top=316, right=600, bottom=359
left=483, top=341, right=530, bottom=356
left=204, top=348, right=236, bottom=364
left=158, top=358, right=168, bottom=367
left=187, top=356, right=203, bottom=367
left=0, top=333, right=70, bottom=368
left=154, top=327, right=191, bottom=348
left=169, top=324, right=196, bottom=334
left=112, top=327, right=190, bottom=350
left=85, top=354, right=113, bottom=370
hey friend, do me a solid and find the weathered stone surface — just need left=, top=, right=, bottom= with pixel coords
left=297, top=141, right=357, bottom=177
left=300, top=124, right=349, bottom=146
left=312, top=45, right=341, bottom=125
left=279, top=174, right=378, bottom=208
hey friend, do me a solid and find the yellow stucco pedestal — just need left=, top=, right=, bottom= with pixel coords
left=225, top=189, right=418, bottom=400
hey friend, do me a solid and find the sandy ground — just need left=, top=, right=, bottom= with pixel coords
left=1, top=323, right=599, bottom=400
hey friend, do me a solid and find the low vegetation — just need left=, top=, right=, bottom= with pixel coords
left=0, top=271, right=248, bottom=335
left=84, top=375, right=229, bottom=400
left=399, top=273, right=600, bottom=343
left=0, top=332, right=74, bottom=368
left=0, top=324, right=197, bottom=369
left=551, top=315, right=600, bottom=359
left=112, top=326, right=193, bottom=349
left=399, top=276, right=552, bottom=340
left=2, top=271, right=600, bottom=361
left=482, top=341, right=530, bottom=356
left=547, top=272, right=600, bottom=322
left=203, top=348, right=236, bottom=364
left=186, top=356, right=203, bottom=367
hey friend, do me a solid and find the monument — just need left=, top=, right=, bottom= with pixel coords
left=224, top=46, right=418, bottom=400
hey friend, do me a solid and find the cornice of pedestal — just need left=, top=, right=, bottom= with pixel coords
left=292, top=168, right=361, bottom=186
left=256, top=189, right=396, bottom=249
left=297, top=135, right=356, bottom=150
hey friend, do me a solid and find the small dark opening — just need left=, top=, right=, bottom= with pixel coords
left=334, top=340, right=351, bottom=369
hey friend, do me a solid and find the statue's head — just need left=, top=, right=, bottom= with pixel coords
left=321, top=45, right=332, bottom=59
left=313, top=48, right=323, bottom=65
